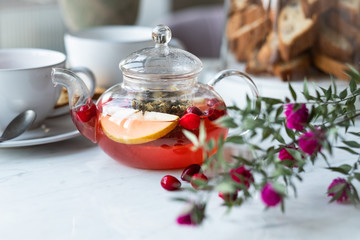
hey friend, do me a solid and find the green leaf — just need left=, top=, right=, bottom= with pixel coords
left=172, top=197, right=191, bottom=203
left=346, top=66, right=360, bottom=84
left=198, top=121, right=206, bottom=145
left=275, top=106, right=284, bottom=119
left=215, top=182, right=237, bottom=193
left=339, top=88, right=348, bottom=100
left=207, top=138, right=215, bottom=151
left=350, top=78, right=357, bottom=93
left=183, top=130, right=199, bottom=147
left=349, top=131, right=360, bottom=137
left=232, top=155, right=253, bottom=166
left=262, top=127, right=273, bottom=140
left=331, top=76, right=337, bottom=96
left=288, top=83, right=297, bottom=101
left=216, top=116, right=238, bottom=128
left=336, top=146, right=359, bottom=155
left=326, top=86, right=332, bottom=101
left=271, top=182, right=287, bottom=196
left=329, top=183, right=346, bottom=203
left=303, top=80, right=309, bottom=100
left=307, top=105, right=316, bottom=122
left=285, top=127, right=295, bottom=140
left=353, top=172, right=360, bottom=182
left=350, top=183, right=360, bottom=203
left=242, top=118, right=265, bottom=130
left=343, top=140, right=360, bottom=148
left=315, top=90, right=321, bottom=101
left=272, top=129, right=285, bottom=144
left=226, top=136, right=245, bottom=144
left=286, top=148, right=304, bottom=162
left=327, top=164, right=352, bottom=175
left=261, top=97, right=283, bottom=105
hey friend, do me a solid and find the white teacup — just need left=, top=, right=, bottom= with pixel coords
left=64, top=25, right=154, bottom=88
left=0, top=48, right=95, bottom=131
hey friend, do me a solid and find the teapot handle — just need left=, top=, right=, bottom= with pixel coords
left=69, top=67, right=96, bottom=97
left=207, top=70, right=259, bottom=137
left=207, top=69, right=259, bottom=99
left=50, top=66, right=96, bottom=118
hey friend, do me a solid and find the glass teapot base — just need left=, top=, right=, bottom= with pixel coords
left=97, top=119, right=228, bottom=170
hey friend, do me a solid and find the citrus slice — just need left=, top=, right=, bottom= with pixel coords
left=100, top=108, right=179, bottom=144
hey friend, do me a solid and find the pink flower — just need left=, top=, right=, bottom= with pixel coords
left=327, top=178, right=351, bottom=203
left=176, top=214, right=194, bottom=225
left=279, top=146, right=299, bottom=167
left=284, top=104, right=309, bottom=131
left=261, top=183, right=282, bottom=207
left=176, top=203, right=205, bottom=226
left=298, top=128, right=325, bottom=155
left=230, top=166, right=254, bottom=189
left=279, top=148, right=295, bottom=161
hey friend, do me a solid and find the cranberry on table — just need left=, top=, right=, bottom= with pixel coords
left=191, top=173, right=208, bottom=189
left=181, top=164, right=202, bottom=182
left=76, top=103, right=97, bottom=122
left=161, top=175, right=181, bottom=191
left=179, top=113, right=201, bottom=130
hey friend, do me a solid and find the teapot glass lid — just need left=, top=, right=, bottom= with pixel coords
left=119, top=25, right=203, bottom=80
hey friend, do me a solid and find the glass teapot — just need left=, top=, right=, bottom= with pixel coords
left=52, top=25, right=258, bottom=169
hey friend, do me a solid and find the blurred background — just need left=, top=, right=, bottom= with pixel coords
left=0, top=0, right=225, bottom=58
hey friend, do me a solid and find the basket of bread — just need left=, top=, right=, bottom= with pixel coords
left=226, top=0, right=360, bottom=81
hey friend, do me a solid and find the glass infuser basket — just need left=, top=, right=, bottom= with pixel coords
left=52, top=25, right=259, bottom=169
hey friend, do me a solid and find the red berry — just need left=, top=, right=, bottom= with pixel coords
left=218, top=191, right=238, bottom=202
left=191, top=173, right=208, bottom=189
left=202, top=107, right=214, bottom=118
left=230, top=166, right=254, bottom=190
left=179, top=113, right=201, bottom=130
left=181, top=164, right=202, bottom=182
left=186, top=106, right=203, bottom=116
left=205, top=99, right=226, bottom=121
left=206, top=98, right=220, bottom=107
left=76, top=103, right=97, bottom=122
left=161, top=175, right=181, bottom=191
left=203, top=105, right=226, bottom=121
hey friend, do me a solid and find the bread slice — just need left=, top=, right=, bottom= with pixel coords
left=313, top=51, right=352, bottom=81
left=316, top=20, right=354, bottom=62
left=300, top=0, right=337, bottom=17
left=338, top=0, right=360, bottom=29
left=327, top=10, right=360, bottom=49
left=278, top=0, right=317, bottom=61
left=257, top=31, right=281, bottom=65
left=245, top=46, right=271, bottom=74
left=229, top=0, right=263, bottom=13
left=272, top=53, right=311, bottom=81
left=227, top=4, right=266, bottom=39
left=230, top=16, right=270, bottom=61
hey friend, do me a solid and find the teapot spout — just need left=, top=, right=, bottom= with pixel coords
left=52, top=68, right=97, bottom=142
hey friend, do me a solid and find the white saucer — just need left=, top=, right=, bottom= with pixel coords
left=0, top=113, right=80, bottom=148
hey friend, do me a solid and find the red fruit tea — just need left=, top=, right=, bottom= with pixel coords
left=71, top=98, right=228, bottom=169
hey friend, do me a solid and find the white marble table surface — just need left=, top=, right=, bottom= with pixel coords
left=1, top=61, right=359, bottom=240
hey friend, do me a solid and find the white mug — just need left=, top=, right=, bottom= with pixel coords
left=0, top=48, right=95, bottom=131
left=64, top=25, right=154, bottom=88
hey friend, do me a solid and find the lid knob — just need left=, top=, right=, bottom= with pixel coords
left=152, top=25, right=172, bottom=45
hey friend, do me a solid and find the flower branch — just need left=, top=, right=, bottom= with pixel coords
left=172, top=68, right=360, bottom=226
